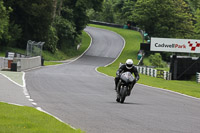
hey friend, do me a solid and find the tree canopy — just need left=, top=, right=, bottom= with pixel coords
left=1, top=0, right=200, bottom=54
left=132, top=0, right=194, bottom=38
left=0, top=0, right=103, bottom=53
left=0, top=0, right=11, bottom=40
left=88, top=0, right=199, bottom=39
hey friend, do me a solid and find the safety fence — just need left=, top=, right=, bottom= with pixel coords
left=197, top=72, right=200, bottom=83
left=135, top=66, right=171, bottom=80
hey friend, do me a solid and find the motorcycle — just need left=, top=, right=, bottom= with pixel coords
left=116, top=71, right=135, bottom=103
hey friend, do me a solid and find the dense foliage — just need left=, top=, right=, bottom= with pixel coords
left=0, top=0, right=103, bottom=53
left=0, top=1, right=12, bottom=44
left=149, top=53, right=167, bottom=68
left=1, top=0, right=200, bottom=54
left=88, top=0, right=200, bottom=39
left=132, top=0, right=194, bottom=38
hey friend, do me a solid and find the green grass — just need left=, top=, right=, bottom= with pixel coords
left=90, top=24, right=200, bottom=98
left=0, top=102, right=84, bottom=133
left=0, top=47, right=26, bottom=57
left=139, top=75, right=200, bottom=98
left=0, top=52, right=4, bottom=57
left=44, top=61, right=63, bottom=66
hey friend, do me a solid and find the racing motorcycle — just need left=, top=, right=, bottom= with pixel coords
left=116, top=71, right=135, bottom=103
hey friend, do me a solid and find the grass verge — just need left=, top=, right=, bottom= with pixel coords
left=44, top=61, right=63, bottom=66
left=89, top=24, right=200, bottom=98
left=0, top=102, right=84, bottom=133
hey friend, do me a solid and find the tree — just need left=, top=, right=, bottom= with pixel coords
left=4, top=0, right=54, bottom=49
left=132, top=0, right=194, bottom=38
left=149, top=53, right=167, bottom=68
left=88, top=1, right=114, bottom=23
left=114, top=0, right=136, bottom=24
left=194, top=8, right=200, bottom=39
left=185, top=0, right=200, bottom=12
left=2, top=0, right=104, bottom=53
left=0, top=1, right=11, bottom=40
left=54, top=0, right=103, bottom=52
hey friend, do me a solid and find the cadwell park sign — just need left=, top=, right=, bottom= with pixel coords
left=150, top=37, right=200, bottom=53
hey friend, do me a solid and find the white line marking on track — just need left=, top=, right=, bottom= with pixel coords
left=96, top=69, right=200, bottom=101
left=138, top=83, right=200, bottom=101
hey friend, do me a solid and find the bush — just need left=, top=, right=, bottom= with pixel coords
left=53, top=16, right=76, bottom=51
left=149, top=53, right=167, bottom=68
left=45, top=25, right=58, bottom=53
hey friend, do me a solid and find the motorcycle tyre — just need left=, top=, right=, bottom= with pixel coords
left=120, top=86, right=127, bottom=103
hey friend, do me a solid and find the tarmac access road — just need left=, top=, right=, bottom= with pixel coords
left=25, top=27, right=200, bottom=133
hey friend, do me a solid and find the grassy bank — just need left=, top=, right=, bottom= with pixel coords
left=43, top=31, right=90, bottom=66
left=0, top=31, right=90, bottom=67
left=0, top=102, right=83, bottom=133
left=89, top=24, right=200, bottom=98
left=0, top=31, right=90, bottom=62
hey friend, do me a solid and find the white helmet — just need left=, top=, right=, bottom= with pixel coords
left=126, top=59, right=133, bottom=69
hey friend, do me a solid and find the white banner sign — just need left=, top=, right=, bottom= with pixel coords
left=150, top=37, right=200, bottom=53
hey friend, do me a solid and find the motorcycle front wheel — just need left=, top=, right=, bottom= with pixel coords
left=120, top=86, right=127, bottom=103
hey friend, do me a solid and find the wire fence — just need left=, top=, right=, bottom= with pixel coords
left=26, top=40, right=45, bottom=57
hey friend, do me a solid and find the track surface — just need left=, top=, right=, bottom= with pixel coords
left=26, top=27, right=200, bottom=133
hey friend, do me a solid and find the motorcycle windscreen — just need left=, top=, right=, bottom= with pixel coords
left=121, top=72, right=135, bottom=83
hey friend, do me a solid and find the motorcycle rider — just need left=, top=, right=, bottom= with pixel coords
left=115, top=59, right=140, bottom=97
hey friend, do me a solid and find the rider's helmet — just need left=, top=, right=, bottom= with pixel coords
left=125, top=59, right=133, bottom=69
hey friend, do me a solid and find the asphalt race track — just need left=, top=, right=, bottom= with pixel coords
left=26, top=27, right=200, bottom=133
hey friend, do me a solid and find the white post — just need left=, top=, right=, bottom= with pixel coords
left=164, top=71, right=167, bottom=80
left=153, top=69, right=157, bottom=77
left=197, top=72, right=200, bottom=83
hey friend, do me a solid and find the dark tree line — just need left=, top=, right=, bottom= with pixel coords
left=0, top=0, right=103, bottom=53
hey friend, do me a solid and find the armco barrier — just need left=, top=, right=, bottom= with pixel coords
left=197, top=72, right=200, bottom=83
left=135, top=66, right=171, bottom=80
left=13, top=56, right=41, bottom=71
